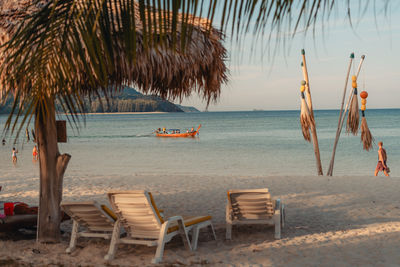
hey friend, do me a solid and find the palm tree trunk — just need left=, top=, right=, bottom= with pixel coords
left=36, top=98, right=71, bottom=243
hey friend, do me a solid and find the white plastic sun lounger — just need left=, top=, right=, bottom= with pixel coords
left=226, top=188, right=284, bottom=240
left=104, top=190, right=216, bottom=264
left=60, top=201, right=118, bottom=253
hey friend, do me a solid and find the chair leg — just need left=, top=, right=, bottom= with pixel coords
left=177, top=219, right=192, bottom=251
left=226, top=222, right=232, bottom=240
left=152, top=223, right=169, bottom=264
left=191, top=226, right=200, bottom=251
left=209, top=223, right=217, bottom=241
left=152, top=238, right=167, bottom=264
left=66, top=220, right=79, bottom=253
left=104, top=220, right=121, bottom=261
left=274, top=214, right=281, bottom=239
left=191, top=222, right=216, bottom=251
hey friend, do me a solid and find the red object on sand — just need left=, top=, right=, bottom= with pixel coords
left=14, top=203, right=38, bottom=215
left=4, top=202, right=14, bottom=216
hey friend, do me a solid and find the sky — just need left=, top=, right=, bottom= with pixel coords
left=180, top=1, right=400, bottom=111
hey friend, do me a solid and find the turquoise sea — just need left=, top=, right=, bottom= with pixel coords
left=0, top=109, right=399, bottom=177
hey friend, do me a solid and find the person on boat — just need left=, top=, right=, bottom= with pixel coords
left=162, top=127, right=166, bottom=133
left=32, top=145, right=39, bottom=161
left=375, top=141, right=389, bottom=177
left=12, top=147, right=18, bottom=164
left=190, top=127, right=194, bottom=133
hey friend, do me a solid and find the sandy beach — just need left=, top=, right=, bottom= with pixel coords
left=1, top=173, right=400, bottom=266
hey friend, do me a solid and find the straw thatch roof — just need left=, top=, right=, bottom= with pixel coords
left=0, top=0, right=48, bottom=42
left=0, top=0, right=228, bottom=105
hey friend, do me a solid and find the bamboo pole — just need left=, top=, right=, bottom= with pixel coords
left=301, top=49, right=323, bottom=175
left=327, top=53, right=355, bottom=176
left=327, top=55, right=365, bottom=175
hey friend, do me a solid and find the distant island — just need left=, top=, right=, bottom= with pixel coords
left=0, top=87, right=199, bottom=114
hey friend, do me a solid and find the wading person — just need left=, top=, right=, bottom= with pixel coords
left=375, top=141, right=389, bottom=177
left=32, top=145, right=38, bottom=161
left=12, top=147, right=18, bottom=164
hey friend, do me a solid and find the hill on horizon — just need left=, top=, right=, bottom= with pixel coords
left=0, top=87, right=199, bottom=114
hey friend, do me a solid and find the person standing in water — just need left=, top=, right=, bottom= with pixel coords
left=32, top=145, right=39, bottom=161
left=12, top=147, right=18, bottom=164
left=375, top=141, right=389, bottom=177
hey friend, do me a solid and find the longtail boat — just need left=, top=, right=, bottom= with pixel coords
left=155, top=124, right=201, bottom=137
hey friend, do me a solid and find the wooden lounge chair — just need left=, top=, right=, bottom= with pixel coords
left=104, top=190, right=216, bottom=264
left=60, top=201, right=118, bottom=253
left=226, top=188, right=284, bottom=240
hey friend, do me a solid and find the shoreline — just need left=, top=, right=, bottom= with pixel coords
left=83, top=111, right=168, bottom=115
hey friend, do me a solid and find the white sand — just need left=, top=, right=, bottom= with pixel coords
left=1, top=173, right=400, bottom=266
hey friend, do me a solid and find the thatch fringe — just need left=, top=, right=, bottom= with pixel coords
left=360, top=117, right=373, bottom=151
left=346, top=90, right=359, bottom=135
left=300, top=96, right=314, bottom=142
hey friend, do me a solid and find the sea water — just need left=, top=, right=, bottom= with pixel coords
left=0, top=109, right=399, bottom=178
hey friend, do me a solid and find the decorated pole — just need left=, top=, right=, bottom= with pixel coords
left=346, top=75, right=360, bottom=135
left=340, top=55, right=366, bottom=132
left=327, top=53, right=354, bottom=176
left=346, top=55, right=366, bottom=135
left=301, top=49, right=323, bottom=175
left=360, top=91, right=373, bottom=150
left=300, top=80, right=313, bottom=142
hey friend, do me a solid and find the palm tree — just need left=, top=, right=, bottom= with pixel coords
left=0, top=0, right=227, bottom=243
left=0, top=0, right=388, bottom=243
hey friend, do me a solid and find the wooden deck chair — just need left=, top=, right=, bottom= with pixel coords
left=61, top=201, right=118, bottom=253
left=226, top=188, right=284, bottom=240
left=105, top=190, right=216, bottom=264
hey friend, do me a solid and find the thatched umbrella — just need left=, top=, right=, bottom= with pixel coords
left=0, top=1, right=227, bottom=101
left=0, top=0, right=227, bottom=242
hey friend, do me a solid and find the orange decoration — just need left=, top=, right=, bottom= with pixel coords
left=360, top=91, right=368, bottom=99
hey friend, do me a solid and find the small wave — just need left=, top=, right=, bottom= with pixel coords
left=69, top=133, right=154, bottom=139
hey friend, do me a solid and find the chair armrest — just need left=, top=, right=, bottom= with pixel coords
left=158, top=209, right=165, bottom=219
left=165, top=215, right=184, bottom=223
left=163, top=216, right=192, bottom=250
left=163, top=216, right=187, bottom=231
